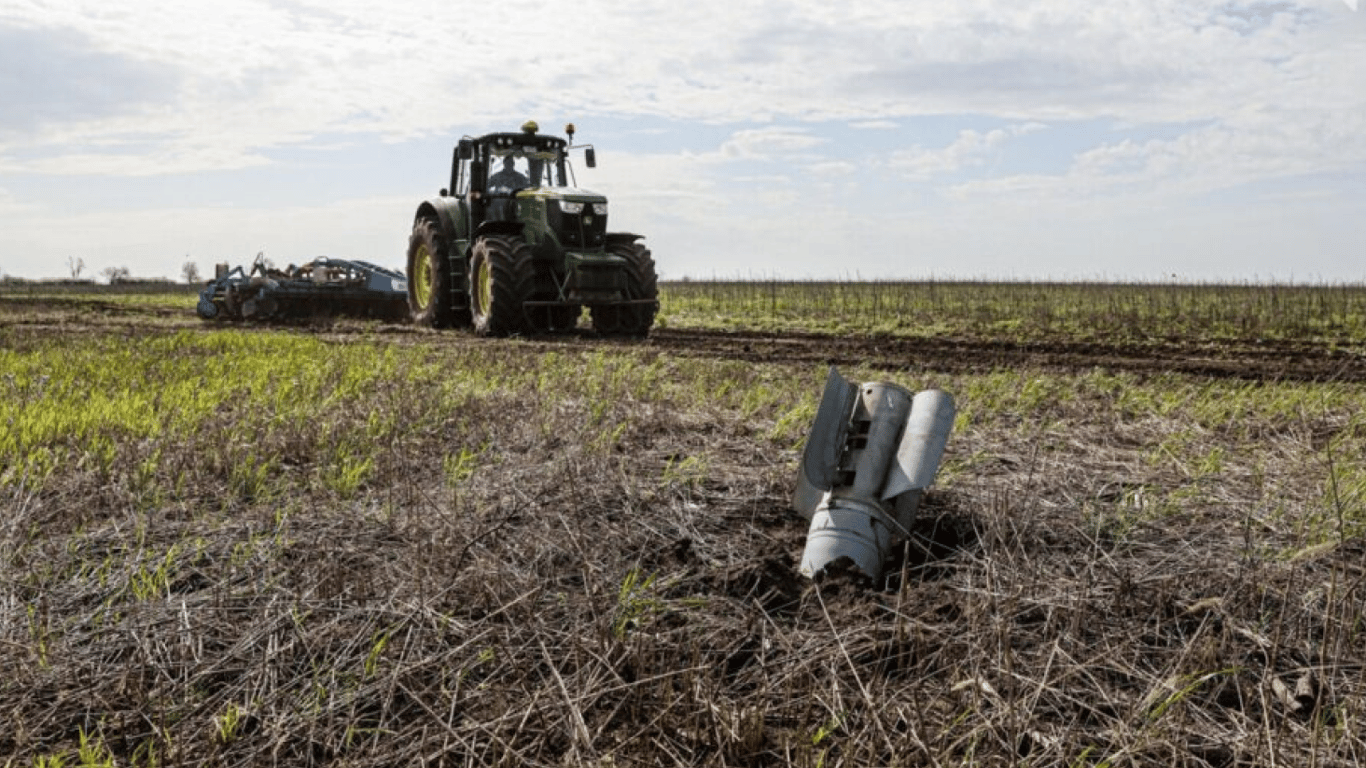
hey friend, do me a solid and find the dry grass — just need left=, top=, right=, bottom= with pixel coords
left=1, top=295, right=1364, bottom=767
left=660, top=279, right=1366, bottom=343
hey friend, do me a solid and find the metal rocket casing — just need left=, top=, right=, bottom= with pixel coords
left=800, top=498, right=894, bottom=580
left=793, top=368, right=956, bottom=580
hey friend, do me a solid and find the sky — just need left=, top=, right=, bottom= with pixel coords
left=1, top=0, right=1363, bottom=283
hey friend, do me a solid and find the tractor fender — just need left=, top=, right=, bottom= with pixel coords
left=604, top=232, right=644, bottom=246
left=414, top=198, right=463, bottom=241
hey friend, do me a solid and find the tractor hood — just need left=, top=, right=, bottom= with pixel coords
left=533, top=187, right=610, bottom=250
left=520, top=187, right=606, bottom=202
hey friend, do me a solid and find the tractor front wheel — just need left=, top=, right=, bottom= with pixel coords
left=591, top=242, right=658, bottom=337
left=470, top=235, right=534, bottom=337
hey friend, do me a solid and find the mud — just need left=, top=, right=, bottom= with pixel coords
left=637, top=328, right=1366, bottom=383
left=4, top=295, right=1363, bottom=383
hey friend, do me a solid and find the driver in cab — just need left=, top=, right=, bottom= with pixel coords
left=488, top=156, right=528, bottom=194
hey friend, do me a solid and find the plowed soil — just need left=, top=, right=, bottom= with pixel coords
left=5, top=295, right=1363, bottom=383
left=641, top=328, right=1366, bottom=383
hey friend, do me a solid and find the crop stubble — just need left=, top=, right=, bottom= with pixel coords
left=1, top=292, right=1364, bottom=767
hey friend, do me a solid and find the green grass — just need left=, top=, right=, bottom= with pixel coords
left=0, top=328, right=817, bottom=511
left=3, top=321, right=1362, bottom=546
left=1, top=331, right=408, bottom=493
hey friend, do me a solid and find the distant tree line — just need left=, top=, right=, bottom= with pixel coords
left=0, top=256, right=206, bottom=285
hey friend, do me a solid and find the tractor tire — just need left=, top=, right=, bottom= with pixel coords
left=591, top=242, right=658, bottom=337
left=407, top=218, right=470, bottom=328
left=470, top=234, right=535, bottom=337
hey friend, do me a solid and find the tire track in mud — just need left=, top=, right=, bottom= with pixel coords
left=175, top=323, right=1366, bottom=384
left=6, top=296, right=1365, bottom=383
left=635, top=328, right=1366, bottom=384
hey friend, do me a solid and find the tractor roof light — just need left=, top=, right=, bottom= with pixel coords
left=522, top=120, right=539, bottom=134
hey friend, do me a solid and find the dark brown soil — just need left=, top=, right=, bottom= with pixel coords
left=6, top=295, right=1362, bottom=383
left=639, top=328, right=1366, bottom=384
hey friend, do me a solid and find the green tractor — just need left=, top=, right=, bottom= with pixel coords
left=406, top=121, right=658, bottom=336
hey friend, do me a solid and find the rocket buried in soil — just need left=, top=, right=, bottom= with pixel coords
left=793, top=368, right=956, bottom=581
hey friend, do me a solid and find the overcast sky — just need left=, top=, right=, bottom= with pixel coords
left=1, top=0, right=1363, bottom=282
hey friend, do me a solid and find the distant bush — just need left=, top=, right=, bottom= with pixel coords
left=0, top=276, right=96, bottom=286
left=114, top=278, right=178, bottom=287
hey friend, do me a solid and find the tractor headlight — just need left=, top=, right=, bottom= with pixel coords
left=592, top=203, right=608, bottom=215
left=559, top=201, right=585, bottom=214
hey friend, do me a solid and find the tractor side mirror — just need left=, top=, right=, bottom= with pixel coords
left=458, top=143, right=473, bottom=160
left=585, top=147, right=596, bottom=168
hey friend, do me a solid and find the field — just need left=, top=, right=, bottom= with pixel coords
left=2, top=282, right=1365, bottom=767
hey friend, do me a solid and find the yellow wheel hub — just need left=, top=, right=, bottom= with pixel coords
left=413, top=245, right=433, bottom=310
left=475, top=257, right=492, bottom=315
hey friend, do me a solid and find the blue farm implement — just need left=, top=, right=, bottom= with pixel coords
left=197, top=254, right=408, bottom=322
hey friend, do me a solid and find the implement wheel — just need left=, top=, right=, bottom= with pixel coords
left=591, top=242, right=658, bottom=337
left=407, top=218, right=470, bottom=328
left=470, top=234, right=534, bottom=337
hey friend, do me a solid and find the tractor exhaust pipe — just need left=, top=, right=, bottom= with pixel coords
left=792, top=368, right=956, bottom=580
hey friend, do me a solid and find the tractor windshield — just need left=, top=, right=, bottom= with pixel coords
left=489, top=147, right=566, bottom=192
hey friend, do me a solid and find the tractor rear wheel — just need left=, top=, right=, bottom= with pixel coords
left=407, top=218, right=470, bottom=328
left=591, top=242, right=658, bottom=337
left=470, top=234, right=534, bottom=337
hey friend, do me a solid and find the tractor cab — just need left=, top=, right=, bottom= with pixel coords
left=446, top=122, right=596, bottom=226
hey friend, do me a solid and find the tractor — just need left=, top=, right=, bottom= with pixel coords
left=405, top=121, right=658, bottom=336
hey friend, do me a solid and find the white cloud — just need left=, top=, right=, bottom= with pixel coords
left=0, top=0, right=1362, bottom=280
left=3, top=0, right=1359, bottom=170
left=807, top=161, right=857, bottom=177
left=719, top=127, right=827, bottom=160
left=0, top=187, right=24, bottom=213
left=948, top=106, right=1366, bottom=204
left=891, top=123, right=1046, bottom=180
